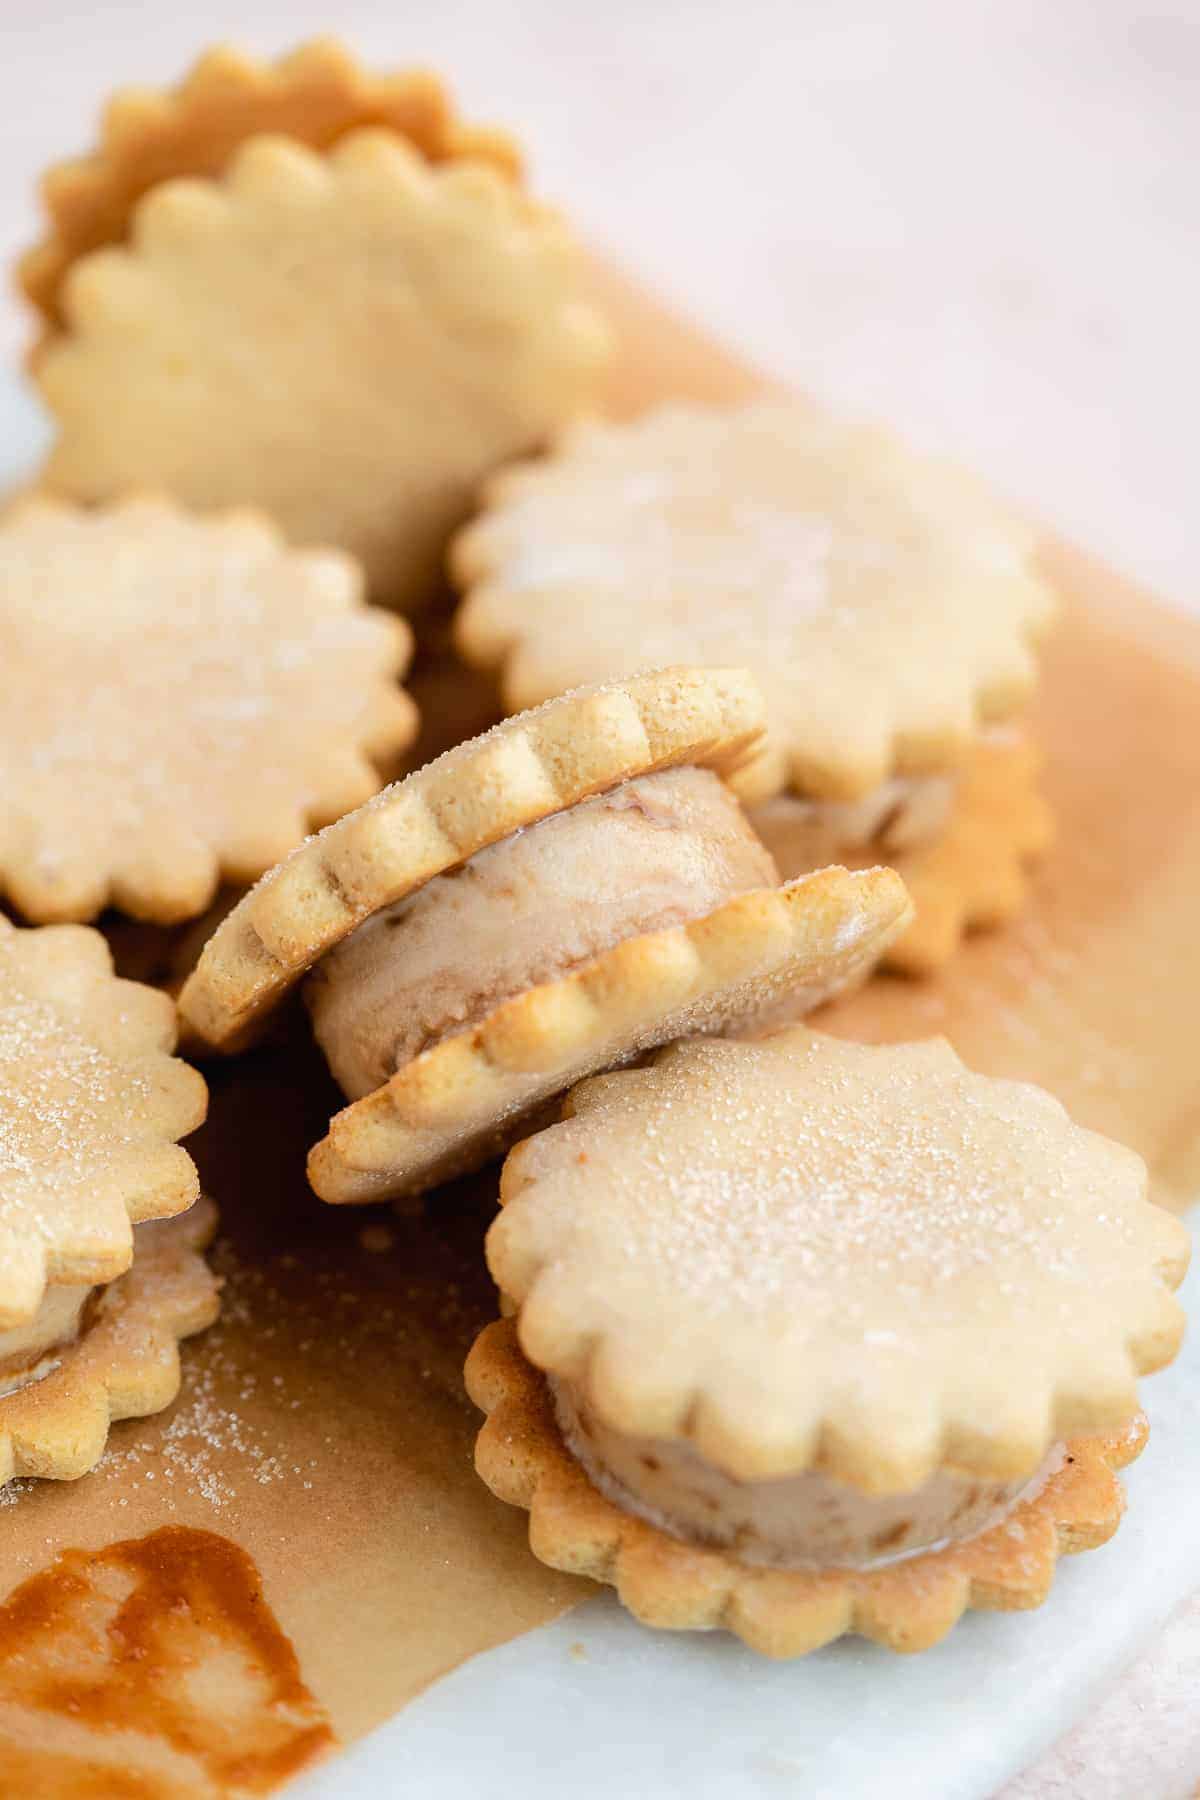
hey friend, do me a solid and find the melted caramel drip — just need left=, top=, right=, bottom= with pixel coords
left=0, top=1526, right=333, bottom=1797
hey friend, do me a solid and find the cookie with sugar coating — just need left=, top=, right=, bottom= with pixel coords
left=469, top=1028, right=1188, bottom=1653
left=0, top=494, right=416, bottom=926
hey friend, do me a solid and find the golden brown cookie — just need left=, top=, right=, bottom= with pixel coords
left=19, top=38, right=521, bottom=335
left=35, top=129, right=610, bottom=613
left=0, top=494, right=415, bottom=924
left=753, top=733, right=1054, bottom=975
left=453, top=401, right=1056, bottom=799
left=469, top=1030, right=1188, bottom=1651
left=0, top=1198, right=220, bottom=1485
left=0, top=911, right=208, bottom=1349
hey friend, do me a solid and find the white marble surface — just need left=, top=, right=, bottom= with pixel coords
left=0, top=4, right=1197, bottom=1794
left=1003, top=1587, right=1200, bottom=1800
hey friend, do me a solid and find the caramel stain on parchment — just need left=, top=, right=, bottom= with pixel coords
left=0, top=1526, right=333, bottom=1798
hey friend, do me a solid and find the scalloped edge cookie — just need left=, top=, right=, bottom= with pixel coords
left=19, top=37, right=521, bottom=338
left=452, top=401, right=1058, bottom=803
left=0, top=917, right=207, bottom=1328
left=34, top=128, right=611, bottom=613
left=468, top=1317, right=1146, bottom=1657
left=180, top=668, right=769, bottom=1051
left=0, top=493, right=418, bottom=926
left=880, top=733, right=1054, bottom=974
left=308, top=865, right=912, bottom=1203
left=0, top=1197, right=219, bottom=1485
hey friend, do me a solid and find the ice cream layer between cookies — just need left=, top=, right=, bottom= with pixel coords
left=305, top=766, right=778, bottom=1099
left=0, top=1280, right=92, bottom=1397
left=550, top=1375, right=1065, bottom=1570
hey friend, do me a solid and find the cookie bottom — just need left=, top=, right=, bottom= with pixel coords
left=752, top=734, right=1053, bottom=975
left=468, top=1319, right=1144, bottom=1657
left=0, top=1199, right=220, bottom=1485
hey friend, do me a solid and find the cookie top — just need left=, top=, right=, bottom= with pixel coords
left=36, top=127, right=611, bottom=611
left=0, top=918, right=208, bottom=1328
left=0, top=495, right=415, bottom=924
left=180, top=667, right=768, bottom=1050
left=490, top=1029, right=1188, bottom=1494
left=20, top=38, right=521, bottom=333
left=454, top=402, right=1057, bottom=799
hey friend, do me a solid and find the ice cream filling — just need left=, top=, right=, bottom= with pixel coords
left=305, top=766, right=779, bottom=1101
left=751, top=770, right=958, bottom=875
left=750, top=727, right=1022, bottom=876
left=551, top=1376, right=1064, bottom=1571
left=0, top=1279, right=92, bottom=1396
